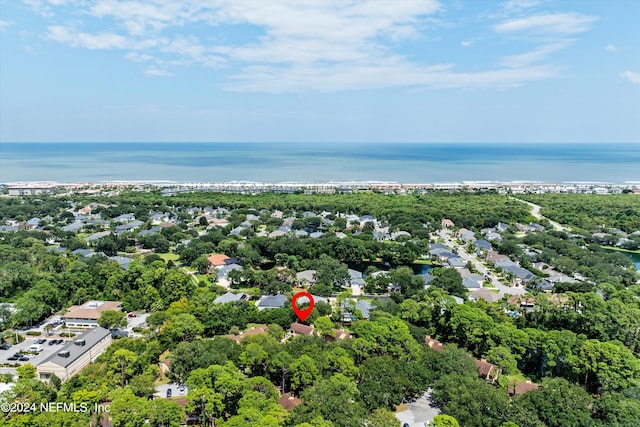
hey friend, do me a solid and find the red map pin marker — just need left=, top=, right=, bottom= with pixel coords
left=291, top=292, right=315, bottom=322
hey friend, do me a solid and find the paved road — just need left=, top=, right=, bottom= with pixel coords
left=510, top=197, right=568, bottom=232
left=437, top=230, right=526, bottom=296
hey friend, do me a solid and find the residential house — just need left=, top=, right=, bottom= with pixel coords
left=425, top=336, right=444, bottom=352
left=441, top=218, right=455, bottom=228
left=278, top=393, right=302, bottom=411
left=327, top=329, right=353, bottom=341
left=463, top=277, right=482, bottom=290
left=257, top=294, right=287, bottom=311
left=269, top=230, right=287, bottom=238
left=294, top=293, right=328, bottom=306
left=507, top=295, right=536, bottom=313
left=422, top=273, right=437, bottom=288
left=216, top=264, right=244, bottom=285
left=508, top=380, right=540, bottom=396
left=501, top=265, right=535, bottom=285
left=208, top=253, right=230, bottom=272
left=227, top=324, right=269, bottom=343
left=469, top=288, right=502, bottom=303
left=71, top=249, right=99, bottom=258
left=458, top=229, right=476, bottom=242
left=474, top=239, right=492, bottom=252
left=109, top=256, right=132, bottom=270
left=36, top=327, right=112, bottom=382
left=475, top=359, right=501, bottom=383
left=27, top=217, right=41, bottom=229
left=113, top=214, right=135, bottom=223
left=289, top=323, right=315, bottom=337
left=229, top=226, right=247, bottom=237
left=494, top=258, right=518, bottom=269
left=296, top=270, right=317, bottom=287
left=149, top=212, right=170, bottom=224
left=342, top=299, right=373, bottom=321
left=114, top=220, right=144, bottom=235
left=138, top=226, right=162, bottom=237
left=391, top=231, right=411, bottom=240
left=447, top=257, right=466, bottom=268
left=214, top=292, right=249, bottom=304
left=62, top=222, right=85, bottom=233
left=85, top=231, right=111, bottom=242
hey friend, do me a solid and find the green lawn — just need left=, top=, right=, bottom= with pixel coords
left=158, top=252, right=180, bottom=262
left=195, top=274, right=211, bottom=285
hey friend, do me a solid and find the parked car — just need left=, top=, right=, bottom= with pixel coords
left=7, top=355, right=20, bottom=361
left=48, top=340, right=56, bottom=346
left=0, top=344, right=11, bottom=350
left=166, top=388, right=172, bottom=398
left=34, top=338, right=46, bottom=344
left=127, top=312, right=137, bottom=318
left=19, top=356, right=30, bottom=362
left=27, top=344, right=44, bottom=353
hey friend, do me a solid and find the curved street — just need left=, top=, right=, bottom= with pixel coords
left=510, top=197, right=569, bottom=232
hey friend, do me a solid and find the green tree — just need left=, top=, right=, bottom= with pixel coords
left=290, top=355, right=320, bottom=393
left=97, top=310, right=127, bottom=330
left=517, top=378, right=593, bottom=427
left=112, top=348, right=138, bottom=386
left=365, top=409, right=401, bottom=427
left=147, top=398, right=185, bottom=427
left=109, top=387, right=149, bottom=427
left=160, top=313, right=204, bottom=345
left=432, top=415, right=460, bottom=427
left=186, top=387, right=225, bottom=427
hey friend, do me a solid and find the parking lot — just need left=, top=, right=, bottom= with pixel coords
left=1, top=311, right=151, bottom=368
left=155, top=382, right=188, bottom=399
left=0, top=334, right=70, bottom=367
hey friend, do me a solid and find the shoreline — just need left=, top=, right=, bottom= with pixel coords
left=3, top=180, right=639, bottom=187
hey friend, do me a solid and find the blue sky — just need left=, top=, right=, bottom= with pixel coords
left=1, top=0, right=639, bottom=143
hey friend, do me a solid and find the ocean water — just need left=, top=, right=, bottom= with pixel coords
left=0, top=142, right=638, bottom=184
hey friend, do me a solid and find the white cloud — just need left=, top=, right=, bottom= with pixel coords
left=0, top=20, right=11, bottom=30
left=46, top=26, right=129, bottom=49
left=125, top=52, right=153, bottom=62
left=144, top=67, right=172, bottom=77
left=621, top=71, right=640, bottom=84
left=494, top=13, right=598, bottom=34
left=500, top=41, right=572, bottom=68
left=502, top=0, right=544, bottom=12
left=24, top=1, right=596, bottom=92
left=605, top=44, right=618, bottom=52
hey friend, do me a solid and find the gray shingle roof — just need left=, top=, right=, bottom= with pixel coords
left=257, top=294, right=287, bottom=309
left=214, top=292, right=249, bottom=304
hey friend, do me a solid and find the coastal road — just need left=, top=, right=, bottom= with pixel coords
left=510, top=197, right=568, bottom=232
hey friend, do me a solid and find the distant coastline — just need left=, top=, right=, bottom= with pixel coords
left=1, top=142, right=638, bottom=184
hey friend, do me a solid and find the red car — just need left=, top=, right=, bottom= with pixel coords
left=127, top=313, right=137, bottom=318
